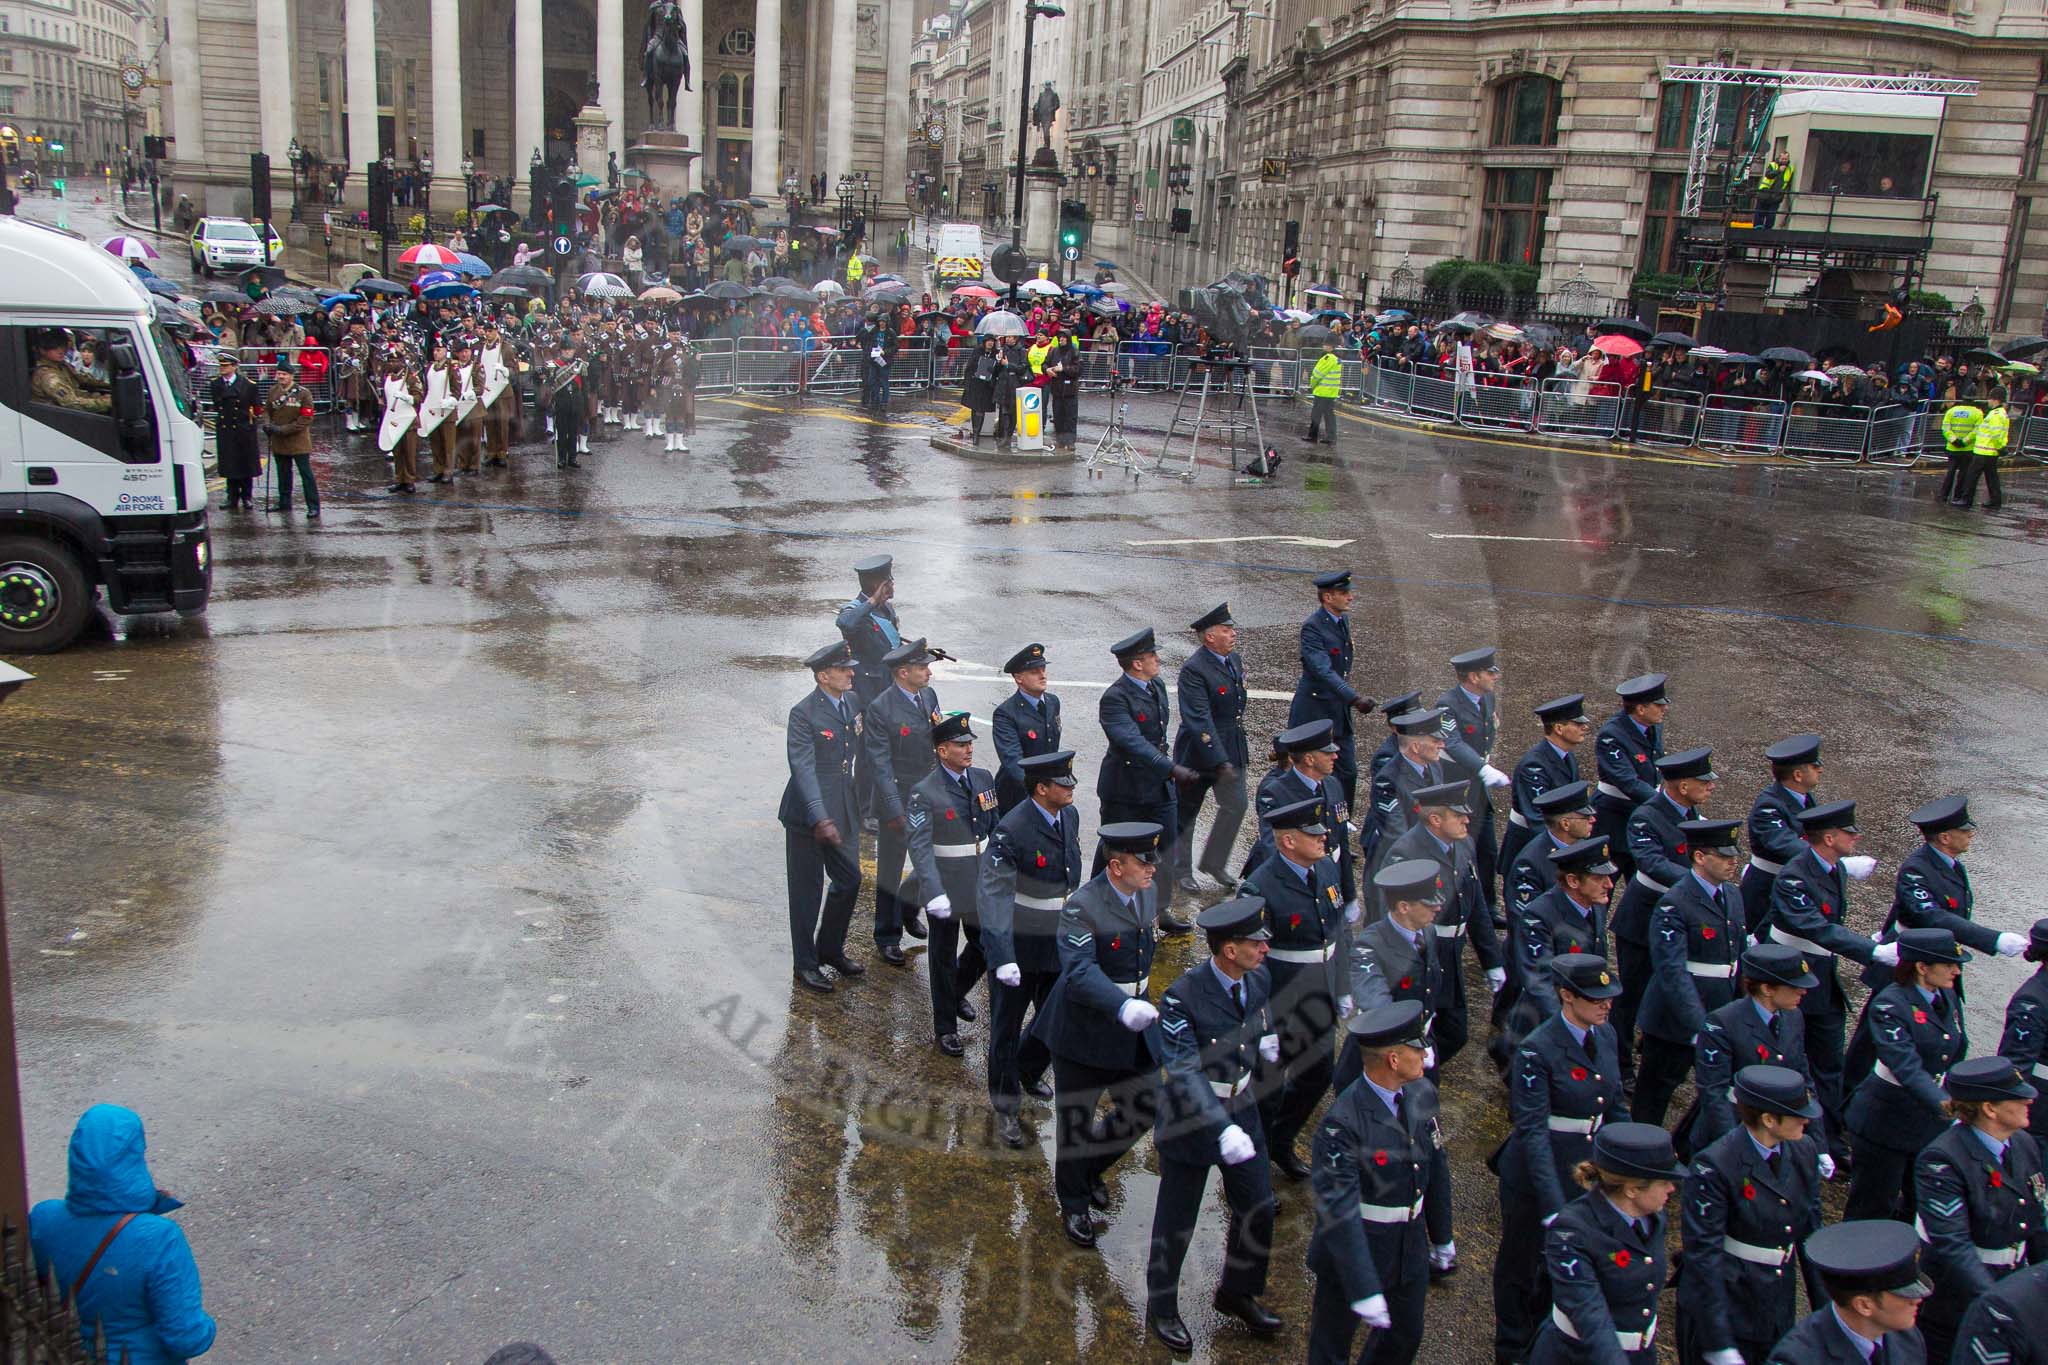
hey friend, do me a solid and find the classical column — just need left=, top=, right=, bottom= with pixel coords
left=678, top=0, right=705, bottom=189
left=880, top=0, right=910, bottom=215
left=750, top=0, right=781, bottom=198
left=254, top=0, right=293, bottom=171
left=514, top=0, right=542, bottom=170
left=598, top=0, right=624, bottom=157
left=824, top=0, right=853, bottom=187
left=430, top=0, right=464, bottom=211
left=163, top=0, right=205, bottom=166
left=345, top=0, right=378, bottom=186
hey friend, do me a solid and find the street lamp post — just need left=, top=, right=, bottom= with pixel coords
left=287, top=136, right=302, bottom=223
left=1008, top=0, right=1064, bottom=306
left=461, top=155, right=475, bottom=220
left=529, top=146, right=546, bottom=230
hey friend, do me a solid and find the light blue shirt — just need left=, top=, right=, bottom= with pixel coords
left=1363, top=1073, right=1404, bottom=1119
left=1970, top=1126, right=2008, bottom=1164
left=1564, top=1017, right=1591, bottom=1049
left=1460, top=686, right=1485, bottom=710
left=1691, top=870, right=1724, bottom=901
left=1031, top=799, right=1063, bottom=831
left=1829, top=1307, right=1879, bottom=1361
left=1208, top=958, right=1246, bottom=1001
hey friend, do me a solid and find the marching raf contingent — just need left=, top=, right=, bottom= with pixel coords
left=780, top=558, right=2048, bottom=1364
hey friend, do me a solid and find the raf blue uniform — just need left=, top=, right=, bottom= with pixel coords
left=1172, top=641, right=1251, bottom=888
left=779, top=681, right=864, bottom=978
left=1530, top=1180, right=1670, bottom=1365
left=1635, top=870, right=1747, bottom=1125
left=1762, top=1310, right=1926, bottom=1365
left=1685, top=997, right=1811, bottom=1157
left=1740, top=782, right=1812, bottom=912
left=1515, top=887, right=1611, bottom=1024
left=1947, top=1262, right=2048, bottom=1365
left=2000, top=966, right=2048, bottom=1137
left=1381, top=821, right=1501, bottom=1064
left=1290, top=603, right=1363, bottom=808
left=991, top=688, right=1062, bottom=815
left=1594, top=713, right=1661, bottom=878
left=1242, top=762, right=1358, bottom=908
left=904, top=758, right=999, bottom=1040
left=1678, top=1125, right=1826, bottom=1365
left=1436, top=679, right=1501, bottom=907
left=1762, top=845, right=1874, bottom=1151
left=1501, top=738, right=1580, bottom=881
left=1247, top=845, right=1349, bottom=1167
left=1338, top=914, right=1443, bottom=1097
left=1307, top=1017, right=1452, bottom=1365
left=1913, top=1119, right=2048, bottom=1363
left=1860, top=841, right=1992, bottom=990
left=1842, top=979, right=1968, bottom=1220
left=1096, top=671, right=1178, bottom=885
left=1493, top=1007, right=1626, bottom=1363
left=863, top=679, right=942, bottom=949
left=1611, top=790, right=1696, bottom=1077
left=1365, top=754, right=1443, bottom=874
left=978, top=794, right=1083, bottom=1116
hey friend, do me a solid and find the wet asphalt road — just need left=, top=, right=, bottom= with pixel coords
left=7, top=335, right=2048, bottom=1364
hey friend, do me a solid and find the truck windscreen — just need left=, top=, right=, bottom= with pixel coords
left=149, top=318, right=195, bottom=419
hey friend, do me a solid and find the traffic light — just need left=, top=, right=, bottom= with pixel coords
left=366, top=160, right=391, bottom=232
left=250, top=152, right=272, bottom=224
left=1282, top=218, right=1301, bottom=279
left=143, top=135, right=167, bottom=160
left=1058, top=198, right=1090, bottom=254
left=550, top=176, right=577, bottom=228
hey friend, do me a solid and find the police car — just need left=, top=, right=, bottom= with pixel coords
left=188, top=218, right=285, bottom=276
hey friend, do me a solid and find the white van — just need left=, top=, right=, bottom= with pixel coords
left=0, top=215, right=211, bottom=652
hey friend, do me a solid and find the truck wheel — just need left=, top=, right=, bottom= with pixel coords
left=0, top=535, right=92, bottom=653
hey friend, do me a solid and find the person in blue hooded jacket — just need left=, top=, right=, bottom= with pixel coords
left=30, top=1104, right=215, bottom=1365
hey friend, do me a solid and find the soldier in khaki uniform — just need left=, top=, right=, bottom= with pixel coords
left=30, top=330, right=113, bottom=413
left=263, top=356, right=320, bottom=518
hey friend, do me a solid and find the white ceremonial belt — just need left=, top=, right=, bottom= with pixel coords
left=1686, top=961, right=1739, bottom=979
left=1634, top=871, right=1670, bottom=894
left=1268, top=942, right=1337, bottom=964
left=1597, top=782, right=1632, bottom=802
left=1547, top=1114, right=1603, bottom=1134
left=1015, top=893, right=1067, bottom=911
left=1433, top=922, right=1467, bottom=939
left=1977, top=1243, right=2025, bottom=1268
left=1770, top=929, right=1832, bottom=958
left=1111, top=979, right=1145, bottom=997
left=1720, top=1237, right=1794, bottom=1267
left=1210, top=1074, right=1253, bottom=1099
left=1551, top=1307, right=1656, bottom=1351
left=933, top=844, right=981, bottom=859
left=1747, top=855, right=1785, bottom=875
left=2034, top=1061, right=2048, bottom=1081
left=1357, top=1195, right=1425, bottom=1224
left=1874, top=1060, right=1942, bottom=1087
left=1508, top=810, right=1533, bottom=829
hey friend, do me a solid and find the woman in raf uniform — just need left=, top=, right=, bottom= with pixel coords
left=1529, top=1121, right=1685, bottom=1365
left=1841, top=927, right=1970, bottom=1221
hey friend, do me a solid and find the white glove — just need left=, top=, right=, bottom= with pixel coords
left=1486, top=967, right=1507, bottom=994
left=1747, top=933, right=1759, bottom=948
left=1219, top=1124, right=1256, bottom=1165
left=1345, top=898, right=1363, bottom=925
left=1480, top=763, right=1511, bottom=790
left=1259, top=1033, right=1281, bottom=1064
left=1706, top=1351, right=1747, bottom=1365
left=1338, top=995, right=1355, bottom=1017
left=1118, top=998, right=1160, bottom=1031
left=995, top=963, right=1022, bottom=987
left=1541, top=1211, right=1558, bottom=1227
left=1429, top=1241, right=1457, bottom=1270
left=1841, top=854, right=1877, bottom=881
left=926, top=894, right=953, bottom=920
left=1998, top=932, right=2028, bottom=957
left=1870, top=941, right=1901, bottom=967
left=1352, top=1294, right=1392, bottom=1329
left=1817, top=1153, right=1837, bottom=1180
left=1423, top=1046, right=1437, bottom=1070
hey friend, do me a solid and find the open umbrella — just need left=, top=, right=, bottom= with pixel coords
left=1313, top=309, right=1353, bottom=323
left=1717, top=353, right=1762, bottom=366
left=1377, top=307, right=1414, bottom=321
left=975, top=310, right=1028, bottom=337
left=1485, top=322, right=1526, bottom=341
left=399, top=242, right=463, bottom=269
left=1758, top=346, right=1813, bottom=366
left=759, top=275, right=799, bottom=290
left=870, top=273, right=905, bottom=286
left=1650, top=330, right=1696, bottom=348
left=639, top=285, right=684, bottom=303
left=471, top=204, right=510, bottom=215
left=1999, top=360, right=2041, bottom=376
left=1439, top=311, right=1491, bottom=334
left=489, top=265, right=555, bottom=292
left=773, top=284, right=818, bottom=306
left=1297, top=323, right=1336, bottom=346
left=1521, top=322, right=1564, bottom=348
left=864, top=283, right=914, bottom=305
left=1999, top=335, right=2048, bottom=361
left=1019, top=278, right=1063, bottom=297
left=1688, top=345, right=1729, bottom=359
left=1962, top=346, right=2009, bottom=367
left=583, top=280, right=635, bottom=300
left=1088, top=298, right=1131, bottom=317
left=421, top=280, right=479, bottom=301
left=1281, top=308, right=1314, bottom=324
left=415, top=269, right=460, bottom=292
left=1827, top=364, right=1868, bottom=378
left=810, top=225, right=842, bottom=237
left=1593, top=317, right=1653, bottom=343
left=814, top=279, right=846, bottom=297
left=253, top=294, right=314, bottom=316
left=703, top=280, right=752, bottom=300
left=449, top=252, right=494, bottom=277
left=1094, top=260, right=1118, bottom=269
left=102, top=235, right=159, bottom=261
left=354, top=277, right=408, bottom=297
left=577, top=271, right=630, bottom=294
left=199, top=285, right=249, bottom=306
left=140, top=276, right=184, bottom=300
left=318, top=291, right=364, bottom=308
left=1066, top=282, right=1105, bottom=299
left=1303, top=286, right=1346, bottom=300
left=575, top=174, right=603, bottom=189
left=337, top=263, right=378, bottom=289
left=488, top=285, right=532, bottom=300
left=951, top=284, right=998, bottom=301
left=1590, top=334, right=1644, bottom=357
left=1098, top=282, right=1130, bottom=295
left=1794, top=369, right=1836, bottom=385
left=717, top=198, right=752, bottom=209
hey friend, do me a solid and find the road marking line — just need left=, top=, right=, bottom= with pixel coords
left=1127, top=534, right=1354, bottom=549
left=1426, top=533, right=1683, bottom=554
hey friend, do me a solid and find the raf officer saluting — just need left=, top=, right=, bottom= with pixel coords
left=1594, top=674, right=1669, bottom=879
left=1612, top=746, right=1719, bottom=1089
left=1380, top=780, right=1505, bottom=1065
left=1248, top=796, right=1350, bottom=1181
left=1634, top=816, right=1748, bottom=1127
left=1146, top=895, right=1284, bottom=1353
left=979, top=750, right=1084, bottom=1148
left=1863, top=794, right=2030, bottom=988
left=1501, top=694, right=1591, bottom=877
left=1365, top=707, right=1449, bottom=874
left=1338, top=860, right=1446, bottom=1096
left=778, top=641, right=868, bottom=993
left=836, top=555, right=904, bottom=704
left=904, top=713, right=999, bottom=1056
left=1436, top=647, right=1514, bottom=913
left=863, top=638, right=941, bottom=961
left=1308, top=999, right=1452, bottom=1365
left=1171, top=603, right=1251, bottom=898
left=991, top=643, right=1062, bottom=815
left=1289, top=569, right=1376, bottom=811
left=1037, top=822, right=1167, bottom=1249
left=1740, top=735, right=1824, bottom=912
left=1761, top=1220, right=1932, bottom=1365
left=1686, top=945, right=1821, bottom=1160
left=1096, top=627, right=1198, bottom=933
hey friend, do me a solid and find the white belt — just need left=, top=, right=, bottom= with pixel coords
left=1911, top=1218, right=2025, bottom=1267
left=1508, top=809, right=1532, bottom=829
left=1687, top=961, right=1739, bottom=979
left=1634, top=871, right=1669, bottom=893
left=1111, top=979, right=1145, bottom=997
left=1358, top=1195, right=1425, bottom=1224
left=1770, top=929, right=1832, bottom=958
left=2035, top=1061, right=2048, bottom=1081
left=1547, top=1114, right=1604, bottom=1135
left=1210, top=1074, right=1253, bottom=1099
left=933, top=844, right=982, bottom=859
left=1747, top=855, right=1785, bottom=876
left=1875, top=1060, right=1944, bottom=1087
left=1552, top=1306, right=1656, bottom=1351
left=1015, top=893, right=1067, bottom=911
left=1721, top=1237, right=1794, bottom=1267
left=1597, top=782, right=1632, bottom=802
left=1434, top=922, right=1466, bottom=939
left=1268, top=942, right=1337, bottom=964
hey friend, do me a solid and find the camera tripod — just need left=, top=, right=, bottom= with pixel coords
left=1085, top=368, right=1147, bottom=479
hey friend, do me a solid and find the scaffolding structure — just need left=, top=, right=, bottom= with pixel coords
left=1158, top=359, right=1264, bottom=482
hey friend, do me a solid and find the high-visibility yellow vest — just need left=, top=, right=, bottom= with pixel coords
left=1760, top=158, right=1795, bottom=193
left=1941, top=403, right=1983, bottom=452
left=1973, top=405, right=2010, bottom=458
left=846, top=255, right=865, bottom=283
left=1311, top=352, right=1344, bottom=398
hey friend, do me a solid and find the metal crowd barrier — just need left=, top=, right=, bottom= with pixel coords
left=1407, top=368, right=1458, bottom=423
left=1534, top=378, right=1622, bottom=439
left=2015, top=409, right=2048, bottom=465
left=1626, top=388, right=1704, bottom=448
left=1457, top=376, right=1538, bottom=431
left=1247, top=346, right=1301, bottom=397
left=1695, top=395, right=1788, bottom=457
left=1863, top=404, right=1929, bottom=468
left=1780, top=402, right=1872, bottom=464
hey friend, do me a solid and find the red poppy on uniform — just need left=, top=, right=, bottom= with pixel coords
left=1676, top=842, right=1689, bottom=856
left=1612, top=1249, right=1632, bottom=1268
left=1913, top=1009, right=1929, bottom=1025
left=1635, top=753, right=1647, bottom=763
left=1945, top=896, right=1960, bottom=909
left=1111, top=936, right=1121, bottom=951
left=1399, top=976, right=1413, bottom=991
left=1465, top=725, right=1476, bottom=734
left=1702, top=927, right=1717, bottom=940
left=1741, top=1182, right=1757, bottom=1200
left=1330, top=647, right=1341, bottom=656
left=1821, top=902, right=1834, bottom=917
left=1290, top=913, right=1302, bottom=928
left=1373, top=1150, right=1388, bottom=1166
left=1138, top=713, right=1147, bottom=722
left=944, top=809, right=957, bottom=820
left=1034, top=853, right=1048, bottom=868
left=1990, top=1169, right=2004, bottom=1188
left=1026, top=730, right=1037, bottom=740
left=900, top=725, right=911, bottom=737
left=1570, top=1066, right=1588, bottom=1081
left=1756, top=1043, right=1771, bottom=1061
left=821, top=730, right=834, bottom=739
left=1218, top=686, right=1229, bottom=695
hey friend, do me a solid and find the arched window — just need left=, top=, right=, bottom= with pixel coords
left=742, top=74, right=754, bottom=129
left=1489, top=75, right=1560, bottom=147
left=718, top=26, right=754, bottom=56
left=716, top=73, right=740, bottom=127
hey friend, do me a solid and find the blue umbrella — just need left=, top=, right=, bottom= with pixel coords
left=320, top=291, right=365, bottom=307
left=1314, top=308, right=1351, bottom=322
left=421, top=280, right=478, bottom=300
left=1376, top=307, right=1414, bottom=321
left=139, top=275, right=183, bottom=299
left=1065, top=282, right=1105, bottom=299
left=1094, top=260, right=1118, bottom=269
left=450, top=252, right=493, bottom=277
left=416, top=269, right=460, bottom=290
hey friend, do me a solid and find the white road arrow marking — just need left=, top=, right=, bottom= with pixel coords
left=1125, top=535, right=1356, bottom=549
left=1426, top=533, right=1683, bottom=553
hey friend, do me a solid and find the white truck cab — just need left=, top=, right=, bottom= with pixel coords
left=0, top=215, right=211, bottom=651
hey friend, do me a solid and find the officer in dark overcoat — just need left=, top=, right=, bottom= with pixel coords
left=207, top=351, right=263, bottom=510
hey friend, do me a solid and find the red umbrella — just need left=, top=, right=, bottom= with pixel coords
left=952, top=284, right=998, bottom=301
left=1590, top=334, right=1643, bottom=358
left=399, top=242, right=463, bottom=268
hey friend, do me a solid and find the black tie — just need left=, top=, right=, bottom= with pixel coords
left=1583, top=1031, right=1598, bottom=1061
left=1871, top=1337, right=1888, bottom=1365
left=1393, top=1089, right=1406, bottom=1126
left=1765, top=1148, right=1782, bottom=1176
left=1933, top=993, right=1950, bottom=1023
left=1713, top=886, right=1727, bottom=913
left=1767, top=1013, right=1781, bottom=1041
left=1631, top=1218, right=1647, bottom=1242
left=1230, top=982, right=1244, bottom=1017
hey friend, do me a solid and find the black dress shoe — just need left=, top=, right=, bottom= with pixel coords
left=794, top=968, right=834, bottom=994
left=1156, top=913, right=1194, bottom=936
left=1026, top=1076, right=1054, bottom=1101
left=902, top=914, right=928, bottom=940
left=428, top=475, right=451, bottom=484
left=1430, top=1256, right=1459, bottom=1282
left=1088, top=1179, right=1111, bottom=1211
left=304, top=508, right=320, bottom=520
left=1273, top=1147, right=1312, bottom=1181
left=1212, top=1290, right=1283, bottom=1336
left=955, top=998, right=977, bottom=1022
left=1062, top=1210, right=1097, bottom=1248
left=826, top=956, right=866, bottom=978
left=936, top=1032, right=965, bottom=1057
left=1150, top=1314, right=1193, bottom=1353
left=879, top=944, right=907, bottom=966
left=996, top=1113, right=1027, bottom=1148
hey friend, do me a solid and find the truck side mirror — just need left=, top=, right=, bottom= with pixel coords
left=107, top=341, right=154, bottom=453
